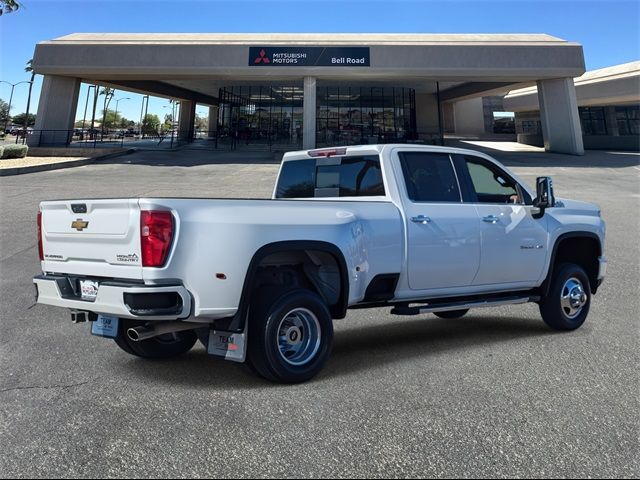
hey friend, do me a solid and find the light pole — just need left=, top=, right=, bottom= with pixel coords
left=82, top=85, right=95, bottom=131
left=139, top=95, right=149, bottom=138
left=113, top=97, right=130, bottom=146
left=1, top=80, right=32, bottom=133
left=163, top=101, right=177, bottom=147
left=197, top=109, right=208, bottom=138
left=113, top=97, right=130, bottom=131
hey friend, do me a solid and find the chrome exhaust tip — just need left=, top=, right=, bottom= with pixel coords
left=127, top=326, right=153, bottom=342
left=126, top=322, right=198, bottom=342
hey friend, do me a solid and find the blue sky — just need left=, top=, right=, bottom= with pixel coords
left=1, top=0, right=638, bottom=123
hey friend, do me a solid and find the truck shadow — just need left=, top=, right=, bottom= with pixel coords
left=119, top=314, right=554, bottom=389
left=323, top=315, right=555, bottom=380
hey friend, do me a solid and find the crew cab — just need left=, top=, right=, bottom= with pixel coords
left=33, top=145, right=607, bottom=383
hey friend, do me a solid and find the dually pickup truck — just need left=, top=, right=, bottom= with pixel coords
left=34, top=144, right=606, bottom=383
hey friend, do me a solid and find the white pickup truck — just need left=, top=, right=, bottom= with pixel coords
left=34, top=144, right=606, bottom=383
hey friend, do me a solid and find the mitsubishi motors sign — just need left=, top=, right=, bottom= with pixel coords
left=249, top=47, right=370, bottom=67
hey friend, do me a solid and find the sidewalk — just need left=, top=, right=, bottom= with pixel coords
left=0, top=148, right=135, bottom=176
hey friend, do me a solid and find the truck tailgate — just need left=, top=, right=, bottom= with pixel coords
left=40, top=199, right=143, bottom=279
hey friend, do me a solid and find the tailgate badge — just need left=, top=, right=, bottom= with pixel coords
left=71, top=219, right=89, bottom=231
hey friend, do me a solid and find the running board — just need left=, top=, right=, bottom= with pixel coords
left=390, top=295, right=540, bottom=316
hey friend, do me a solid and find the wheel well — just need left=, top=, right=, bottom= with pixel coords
left=252, top=248, right=347, bottom=319
left=547, top=235, right=601, bottom=294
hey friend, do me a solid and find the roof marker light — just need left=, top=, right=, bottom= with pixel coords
left=308, top=148, right=347, bottom=158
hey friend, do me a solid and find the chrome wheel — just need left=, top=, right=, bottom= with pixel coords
left=277, top=308, right=321, bottom=366
left=560, top=277, right=588, bottom=319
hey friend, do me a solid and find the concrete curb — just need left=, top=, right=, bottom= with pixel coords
left=0, top=148, right=137, bottom=176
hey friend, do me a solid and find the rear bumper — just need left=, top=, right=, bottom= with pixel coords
left=33, top=274, right=192, bottom=320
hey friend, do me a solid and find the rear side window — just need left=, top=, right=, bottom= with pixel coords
left=276, top=159, right=316, bottom=198
left=276, top=155, right=385, bottom=198
left=399, top=152, right=461, bottom=202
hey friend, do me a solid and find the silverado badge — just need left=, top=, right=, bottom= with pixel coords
left=71, top=219, right=89, bottom=231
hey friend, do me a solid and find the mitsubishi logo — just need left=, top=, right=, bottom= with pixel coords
left=71, top=219, right=89, bottom=231
left=254, top=49, right=270, bottom=64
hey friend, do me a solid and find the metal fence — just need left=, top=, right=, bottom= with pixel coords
left=7, top=129, right=188, bottom=150
left=205, top=130, right=443, bottom=152
left=3, top=128, right=444, bottom=152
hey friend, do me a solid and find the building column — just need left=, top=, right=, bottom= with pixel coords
left=537, top=78, right=584, bottom=155
left=178, top=100, right=196, bottom=142
left=208, top=106, right=218, bottom=138
left=452, top=97, right=486, bottom=136
left=303, top=77, right=316, bottom=150
left=29, top=75, right=81, bottom=146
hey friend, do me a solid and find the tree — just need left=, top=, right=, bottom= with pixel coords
left=24, top=59, right=36, bottom=131
left=0, top=99, right=9, bottom=126
left=163, top=113, right=173, bottom=132
left=99, top=87, right=115, bottom=134
left=0, top=0, right=20, bottom=15
left=11, top=112, right=36, bottom=127
left=141, top=113, right=160, bottom=135
left=101, top=109, right=123, bottom=130
left=195, top=113, right=208, bottom=131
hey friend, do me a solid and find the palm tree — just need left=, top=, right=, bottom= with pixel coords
left=0, top=0, right=21, bottom=16
left=99, top=87, right=115, bottom=137
left=23, top=59, right=35, bottom=136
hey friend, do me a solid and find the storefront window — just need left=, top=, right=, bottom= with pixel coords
left=218, top=85, right=304, bottom=148
left=616, top=106, right=639, bottom=136
left=579, top=107, right=607, bottom=135
left=316, top=86, right=416, bottom=147
left=218, top=85, right=417, bottom=148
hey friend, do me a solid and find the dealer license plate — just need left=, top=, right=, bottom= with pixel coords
left=79, top=279, right=99, bottom=301
left=91, top=315, right=119, bottom=338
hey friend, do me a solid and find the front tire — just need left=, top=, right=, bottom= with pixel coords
left=539, top=263, right=591, bottom=331
left=114, top=319, right=197, bottom=359
left=247, top=289, right=333, bottom=383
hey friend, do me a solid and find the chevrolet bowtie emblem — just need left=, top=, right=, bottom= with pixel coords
left=71, top=219, right=89, bottom=231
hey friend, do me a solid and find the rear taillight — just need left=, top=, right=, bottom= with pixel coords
left=140, top=210, right=174, bottom=267
left=37, top=211, right=44, bottom=261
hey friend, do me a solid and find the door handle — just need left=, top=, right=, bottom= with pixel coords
left=411, top=215, right=432, bottom=224
left=483, top=215, right=499, bottom=224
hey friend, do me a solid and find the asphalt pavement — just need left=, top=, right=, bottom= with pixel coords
left=0, top=146, right=638, bottom=478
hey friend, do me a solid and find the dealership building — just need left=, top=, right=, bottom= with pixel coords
left=31, top=33, right=590, bottom=154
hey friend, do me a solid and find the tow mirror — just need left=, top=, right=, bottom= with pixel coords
left=533, top=176, right=555, bottom=213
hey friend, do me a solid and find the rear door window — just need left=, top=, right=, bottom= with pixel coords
left=398, top=152, right=461, bottom=203
left=276, top=155, right=385, bottom=198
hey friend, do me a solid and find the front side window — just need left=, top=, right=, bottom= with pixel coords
left=399, top=152, right=461, bottom=203
left=276, top=155, right=385, bottom=198
left=465, top=157, right=522, bottom=204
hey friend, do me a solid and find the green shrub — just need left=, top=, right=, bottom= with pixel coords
left=1, top=144, right=28, bottom=159
left=0, top=146, right=4, bottom=159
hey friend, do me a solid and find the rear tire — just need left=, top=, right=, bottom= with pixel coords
left=114, top=319, right=197, bottom=359
left=434, top=309, right=469, bottom=319
left=539, top=263, right=591, bottom=331
left=247, top=289, right=333, bottom=383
